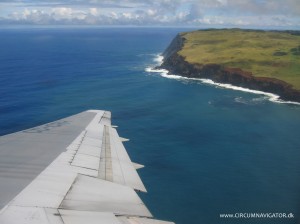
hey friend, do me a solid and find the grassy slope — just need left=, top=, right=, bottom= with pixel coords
left=179, top=29, right=300, bottom=90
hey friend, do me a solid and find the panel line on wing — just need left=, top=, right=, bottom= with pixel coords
left=98, top=125, right=113, bottom=181
left=109, top=127, right=126, bottom=185
left=99, top=111, right=111, bottom=126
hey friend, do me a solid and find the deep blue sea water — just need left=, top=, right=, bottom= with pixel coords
left=0, top=27, right=300, bottom=224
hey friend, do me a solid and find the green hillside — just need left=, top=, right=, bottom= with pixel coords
left=179, top=29, right=300, bottom=90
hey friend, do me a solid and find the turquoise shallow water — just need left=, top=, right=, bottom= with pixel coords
left=0, top=27, right=300, bottom=224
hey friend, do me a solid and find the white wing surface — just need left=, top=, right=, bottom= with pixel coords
left=0, top=110, right=174, bottom=224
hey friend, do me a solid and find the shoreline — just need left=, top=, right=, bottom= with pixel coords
left=146, top=54, right=300, bottom=106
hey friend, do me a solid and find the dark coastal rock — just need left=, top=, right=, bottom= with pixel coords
left=162, top=34, right=185, bottom=59
left=160, top=34, right=300, bottom=102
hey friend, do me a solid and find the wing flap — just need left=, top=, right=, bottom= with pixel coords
left=59, top=210, right=121, bottom=224
left=71, top=154, right=99, bottom=170
left=60, top=174, right=152, bottom=217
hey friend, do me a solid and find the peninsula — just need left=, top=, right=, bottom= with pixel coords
left=160, top=29, right=300, bottom=102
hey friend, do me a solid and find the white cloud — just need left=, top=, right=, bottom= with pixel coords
left=89, top=8, right=99, bottom=17
left=51, top=8, right=73, bottom=20
left=0, top=0, right=299, bottom=28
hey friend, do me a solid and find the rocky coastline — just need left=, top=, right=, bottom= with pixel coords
left=159, top=34, right=300, bottom=102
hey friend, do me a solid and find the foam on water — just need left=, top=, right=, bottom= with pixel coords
left=145, top=54, right=300, bottom=106
left=145, top=53, right=167, bottom=74
left=153, top=55, right=164, bottom=63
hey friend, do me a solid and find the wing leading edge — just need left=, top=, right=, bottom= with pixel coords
left=0, top=110, right=174, bottom=224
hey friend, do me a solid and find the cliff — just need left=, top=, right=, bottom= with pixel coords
left=160, top=31, right=300, bottom=102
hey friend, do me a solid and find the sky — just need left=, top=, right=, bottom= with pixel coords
left=0, top=0, right=300, bottom=28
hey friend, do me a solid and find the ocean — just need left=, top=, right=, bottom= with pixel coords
left=0, top=27, right=300, bottom=224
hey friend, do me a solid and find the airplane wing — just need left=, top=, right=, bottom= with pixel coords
left=0, top=110, right=174, bottom=224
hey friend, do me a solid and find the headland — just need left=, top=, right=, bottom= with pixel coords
left=159, top=29, right=300, bottom=102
